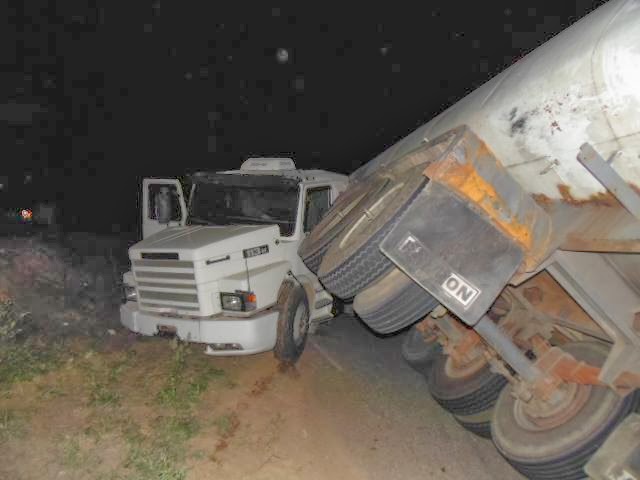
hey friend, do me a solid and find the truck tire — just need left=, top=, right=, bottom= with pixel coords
left=299, top=176, right=391, bottom=274
left=453, top=411, right=493, bottom=439
left=318, top=169, right=428, bottom=299
left=401, top=324, right=441, bottom=377
left=492, top=342, right=640, bottom=480
left=428, top=352, right=507, bottom=437
left=353, top=268, right=438, bottom=334
left=274, top=282, right=310, bottom=364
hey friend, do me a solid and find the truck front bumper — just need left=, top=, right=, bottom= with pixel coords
left=120, top=302, right=278, bottom=356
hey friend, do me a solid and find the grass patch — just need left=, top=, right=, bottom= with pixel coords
left=125, top=444, right=186, bottom=480
left=156, top=415, right=200, bottom=446
left=0, top=408, right=26, bottom=443
left=157, top=341, right=230, bottom=410
left=36, top=383, right=67, bottom=400
left=0, top=299, right=62, bottom=389
left=61, top=435, right=88, bottom=469
left=119, top=415, right=198, bottom=480
left=0, top=342, right=61, bottom=389
left=156, top=341, right=188, bottom=408
left=186, top=365, right=229, bottom=401
left=84, top=351, right=135, bottom=406
left=154, top=415, right=200, bottom=461
left=214, top=412, right=239, bottom=438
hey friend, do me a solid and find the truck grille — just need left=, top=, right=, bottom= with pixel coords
left=132, top=258, right=200, bottom=312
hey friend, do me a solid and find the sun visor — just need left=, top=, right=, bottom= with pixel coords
left=190, top=172, right=299, bottom=190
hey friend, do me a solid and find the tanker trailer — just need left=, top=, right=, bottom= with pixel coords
left=328, top=0, right=640, bottom=478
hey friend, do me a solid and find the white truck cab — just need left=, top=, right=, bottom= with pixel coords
left=120, top=158, right=347, bottom=359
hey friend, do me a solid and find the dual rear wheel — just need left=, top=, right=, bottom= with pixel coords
left=404, top=334, right=638, bottom=479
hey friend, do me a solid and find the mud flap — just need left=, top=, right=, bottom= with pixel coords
left=380, top=182, right=523, bottom=326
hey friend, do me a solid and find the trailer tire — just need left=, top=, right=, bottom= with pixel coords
left=428, top=351, right=507, bottom=438
left=354, top=268, right=439, bottom=334
left=401, top=324, right=441, bottom=377
left=318, top=171, right=427, bottom=299
left=274, top=283, right=310, bottom=364
left=492, top=342, right=640, bottom=480
left=299, top=176, right=391, bottom=274
left=453, top=410, right=493, bottom=439
left=428, top=352, right=507, bottom=416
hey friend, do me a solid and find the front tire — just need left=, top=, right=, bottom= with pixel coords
left=274, top=283, right=310, bottom=363
left=492, top=341, right=640, bottom=480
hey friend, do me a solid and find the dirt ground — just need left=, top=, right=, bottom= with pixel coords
left=0, top=324, right=522, bottom=480
left=0, top=335, right=372, bottom=480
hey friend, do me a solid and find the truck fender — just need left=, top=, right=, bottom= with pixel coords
left=279, top=273, right=316, bottom=308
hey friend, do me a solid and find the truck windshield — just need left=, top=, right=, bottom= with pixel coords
left=189, top=183, right=299, bottom=236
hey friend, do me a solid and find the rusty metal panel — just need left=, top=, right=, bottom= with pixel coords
left=422, top=127, right=552, bottom=270
left=547, top=251, right=640, bottom=393
left=577, top=143, right=640, bottom=221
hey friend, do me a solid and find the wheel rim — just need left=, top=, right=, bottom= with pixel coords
left=292, top=302, right=309, bottom=344
left=310, top=190, right=368, bottom=241
left=491, top=342, right=637, bottom=472
left=444, top=351, right=488, bottom=380
left=337, top=182, right=404, bottom=250
left=513, top=382, right=592, bottom=432
left=322, top=191, right=368, bottom=232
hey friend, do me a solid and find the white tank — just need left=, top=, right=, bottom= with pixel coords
left=354, top=0, right=640, bottom=202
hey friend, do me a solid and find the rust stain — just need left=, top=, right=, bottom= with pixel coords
left=531, top=193, right=554, bottom=209
left=514, top=271, right=608, bottom=340
left=562, top=235, right=640, bottom=253
left=557, top=184, right=618, bottom=207
left=429, top=157, right=534, bottom=250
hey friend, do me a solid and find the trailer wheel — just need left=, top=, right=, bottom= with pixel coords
left=453, top=410, right=493, bottom=439
left=401, top=325, right=441, bottom=377
left=299, top=177, right=390, bottom=274
left=492, top=341, right=640, bottom=480
left=318, top=170, right=427, bottom=299
left=274, top=283, right=310, bottom=363
left=428, top=351, right=507, bottom=437
left=354, top=268, right=438, bottom=334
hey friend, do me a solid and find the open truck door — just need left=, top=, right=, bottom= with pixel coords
left=142, top=178, right=187, bottom=239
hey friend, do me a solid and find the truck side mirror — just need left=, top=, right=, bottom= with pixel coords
left=156, top=187, right=173, bottom=225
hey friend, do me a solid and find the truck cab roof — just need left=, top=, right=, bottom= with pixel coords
left=192, top=157, right=348, bottom=186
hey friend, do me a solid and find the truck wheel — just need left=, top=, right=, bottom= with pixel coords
left=401, top=324, right=441, bottom=377
left=428, top=351, right=507, bottom=437
left=353, top=268, right=438, bottom=334
left=492, top=342, right=640, bottom=480
left=453, top=411, right=493, bottom=439
left=318, top=169, right=428, bottom=299
left=299, top=176, right=390, bottom=274
left=274, top=283, right=310, bottom=364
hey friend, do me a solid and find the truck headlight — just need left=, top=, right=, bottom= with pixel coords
left=220, top=291, right=256, bottom=312
left=123, top=284, right=137, bottom=302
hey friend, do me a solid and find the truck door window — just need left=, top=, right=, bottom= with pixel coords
left=148, top=184, right=182, bottom=221
left=304, top=187, right=331, bottom=233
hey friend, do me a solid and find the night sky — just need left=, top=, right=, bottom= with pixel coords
left=2, top=1, right=606, bottom=233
